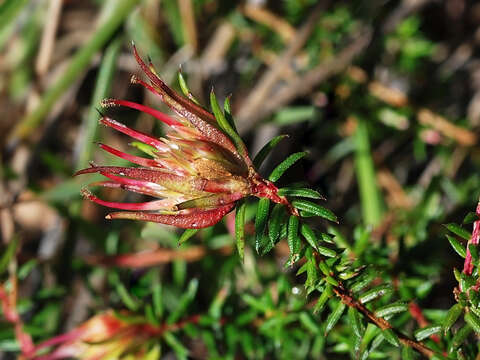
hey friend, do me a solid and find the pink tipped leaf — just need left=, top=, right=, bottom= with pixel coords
left=97, top=144, right=162, bottom=168
left=99, top=117, right=168, bottom=151
left=81, top=189, right=176, bottom=211
left=131, top=45, right=242, bottom=160
left=101, top=98, right=182, bottom=127
left=106, top=203, right=235, bottom=228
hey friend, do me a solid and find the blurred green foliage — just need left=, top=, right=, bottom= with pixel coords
left=1, top=0, right=480, bottom=359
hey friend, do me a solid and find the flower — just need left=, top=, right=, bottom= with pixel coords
left=75, top=44, right=296, bottom=229
left=25, top=311, right=174, bottom=360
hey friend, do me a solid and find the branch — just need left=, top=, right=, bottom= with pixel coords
left=332, top=283, right=437, bottom=359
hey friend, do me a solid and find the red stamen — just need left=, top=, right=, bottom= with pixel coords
left=132, top=44, right=217, bottom=125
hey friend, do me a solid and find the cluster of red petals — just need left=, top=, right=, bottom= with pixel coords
left=76, top=45, right=291, bottom=228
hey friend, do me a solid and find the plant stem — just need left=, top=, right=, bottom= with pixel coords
left=463, top=197, right=480, bottom=275
left=354, top=118, right=383, bottom=226
left=332, top=284, right=437, bottom=359
left=9, top=0, right=141, bottom=144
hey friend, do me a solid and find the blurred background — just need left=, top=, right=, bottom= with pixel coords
left=1, top=0, right=480, bottom=358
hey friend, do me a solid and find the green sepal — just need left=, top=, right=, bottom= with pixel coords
left=210, top=90, right=247, bottom=158
left=130, top=141, right=158, bottom=157
left=223, top=96, right=237, bottom=131
left=178, top=70, right=200, bottom=105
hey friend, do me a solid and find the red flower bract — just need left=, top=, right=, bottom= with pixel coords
left=75, top=44, right=295, bottom=229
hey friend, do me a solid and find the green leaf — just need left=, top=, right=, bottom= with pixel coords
left=178, top=229, right=199, bottom=245
left=325, top=302, right=346, bottom=335
left=0, top=235, right=18, bottom=274
left=301, top=223, right=318, bottom=251
left=305, top=248, right=319, bottom=292
left=144, top=345, right=161, bottom=360
left=209, top=285, right=229, bottom=320
left=300, top=311, right=320, bottom=333
left=348, top=307, right=364, bottom=339
left=443, top=304, right=463, bottom=334
left=469, top=243, right=479, bottom=262
left=269, top=152, right=308, bottom=182
left=163, top=332, right=188, bottom=360
left=277, top=187, right=325, bottom=200
left=314, top=285, right=332, bottom=314
left=167, top=278, right=199, bottom=324
left=152, top=279, right=163, bottom=320
left=463, top=212, right=479, bottom=224
left=287, top=215, right=301, bottom=262
left=414, top=325, right=442, bottom=341
left=446, top=235, right=466, bottom=258
left=359, top=284, right=392, bottom=304
left=451, top=325, right=472, bottom=350
left=253, top=135, right=288, bottom=168
left=318, top=261, right=331, bottom=276
left=374, top=302, right=408, bottom=318
left=464, top=312, right=480, bottom=333
left=115, top=282, right=140, bottom=311
left=401, top=345, right=415, bottom=360
left=317, top=246, right=337, bottom=258
left=292, top=199, right=338, bottom=222
left=351, top=273, right=375, bottom=293
left=382, top=328, right=400, bottom=347
left=444, top=223, right=471, bottom=241
left=210, top=90, right=247, bottom=158
left=255, top=198, right=270, bottom=254
left=235, top=200, right=247, bottom=261
left=269, top=204, right=285, bottom=246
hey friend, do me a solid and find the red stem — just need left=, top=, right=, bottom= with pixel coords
left=463, top=198, right=480, bottom=276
